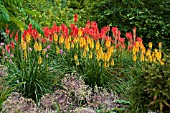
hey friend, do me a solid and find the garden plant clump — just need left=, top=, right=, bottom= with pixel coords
left=0, top=13, right=169, bottom=112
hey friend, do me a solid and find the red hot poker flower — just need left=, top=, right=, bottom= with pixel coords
left=15, top=32, right=18, bottom=42
left=74, top=14, right=78, bottom=22
left=136, top=37, right=142, bottom=43
left=10, top=42, right=15, bottom=49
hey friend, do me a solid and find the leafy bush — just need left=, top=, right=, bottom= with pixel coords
left=127, top=54, right=170, bottom=113
left=82, top=0, right=170, bottom=49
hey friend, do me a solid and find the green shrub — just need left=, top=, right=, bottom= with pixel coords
left=127, top=54, right=170, bottom=113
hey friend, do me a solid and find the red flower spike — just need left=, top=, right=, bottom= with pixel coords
left=49, top=36, right=53, bottom=42
left=10, top=42, right=15, bottom=49
left=5, top=45, right=10, bottom=53
left=42, top=38, right=47, bottom=43
left=136, top=37, right=142, bottom=43
left=15, top=32, right=18, bottom=42
left=6, top=26, right=10, bottom=35
left=74, top=14, right=78, bottom=22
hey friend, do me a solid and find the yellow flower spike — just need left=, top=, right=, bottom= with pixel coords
left=59, top=35, right=64, bottom=44
left=135, top=46, right=139, bottom=53
left=133, top=55, right=137, bottom=62
left=96, top=51, right=101, bottom=61
left=149, top=55, right=152, bottom=62
left=34, top=41, right=38, bottom=52
left=104, top=62, right=107, bottom=68
left=140, top=54, right=145, bottom=62
left=46, top=64, right=48, bottom=71
left=110, top=59, right=114, bottom=66
left=83, top=50, right=87, bottom=58
left=54, top=33, right=58, bottom=42
left=78, top=29, right=82, bottom=37
left=160, top=61, right=164, bottom=65
left=89, top=51, right=93, bottom=59
left=42, top=49, right=45, bottom=55
left=152, top=52, right=155, bottom=57
left=154, top=49, right=158, bottom=53
left=132, top=47, right=137, bottom=55
left=71, top=42, right=74, bottom=48
left=87, top=36, right=91, bottom=44
left=38, top=56, right=42, bottom=64
left=158, top=42, right=162, bottom=49
left=107, top=63, right=110, bottom=67
left=90, top=39, right=94, bottom=49
left=65, top=40, right=70, bottom=50
left=76, top=61, right=80, bottom=66
left=74, top=54, right=78, bottom=60
left=56, top=46, right=60, bottom=54
left=96, top=40, right=100, bottom=50
left=76, top=43, right=79, bottom=49
left=146, top=49, right=151, bottom=56
left=99, top=62, right=101, bottom=67
left=108, top=46, right=114, bottom=53
left=73, top=37, right=78, bottom=43
left=26, top=33, right=31, bottom=43
left=99, top=47, right=103, bottom=54
left=106, top=52, right=111, bottom=62
left=84, top=44, right=89, bottom=51
left=105, top=40, right=111, bottom=48
left=38, top=43, right=42, bottom=52
left=156, top=51, right=162, bottom=61
left=141, top=46, right=146, bottom=54
left=135, top=42, right=139, bottom=48
left=149, top=42, right=152, bottom=49
left=24, top=50, right=27, bottom=59
left=104, top=53, right=108, bottom=62
left=21, top=42, right=27, bottom=51
left=153, top=57, right=156, bottom=63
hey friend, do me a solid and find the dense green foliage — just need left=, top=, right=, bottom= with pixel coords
left=127, top=55, right=170, bottom=113
left=81, top=0, right=170, bottom=49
